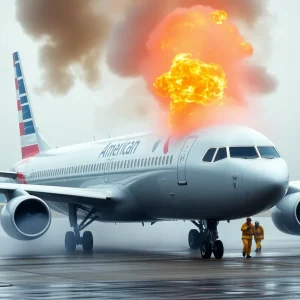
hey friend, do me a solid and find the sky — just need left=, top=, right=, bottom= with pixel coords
left=0, top=1, right=300, bottom=179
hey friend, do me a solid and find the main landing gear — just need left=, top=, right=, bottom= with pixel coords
left=188, top=220, right=224, bottom=259
left=65, top=204, right=98, bottom=253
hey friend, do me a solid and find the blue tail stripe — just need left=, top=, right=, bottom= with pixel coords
left=20, top=95, right=28, bottom=105
left=24, top=126, right=35, bottom=135
left=16, top=63, right=22, bottom=78
left=24, top=120, right=35, bottom=135
left=18, top=79, right=26, bottom=94
left=22, top=105, right=32, bottom=120
left=24, top=120, right=34, bottom=129
left=13, top=52, right=19, bottom=62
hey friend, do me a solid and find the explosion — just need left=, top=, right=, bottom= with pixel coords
left=153, top=53, right=227, bottom=126
left=17, top=1, right=277, bottom=135
left=148, top=7, right=254, bottom=132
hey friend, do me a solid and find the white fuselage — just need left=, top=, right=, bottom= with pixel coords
left=12, top=125, right=289, bottom=222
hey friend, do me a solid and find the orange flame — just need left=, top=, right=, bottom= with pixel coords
left=144, top=6, right=254, bottom=134
left=154, top=53, right=227, bottom=126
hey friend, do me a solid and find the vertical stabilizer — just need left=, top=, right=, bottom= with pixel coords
left=13, top=52, right=52, bottom=159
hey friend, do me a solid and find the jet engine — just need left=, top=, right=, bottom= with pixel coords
left=271, top=192, right=300, bottom=235
left=1, top=195, right=51, bottom=240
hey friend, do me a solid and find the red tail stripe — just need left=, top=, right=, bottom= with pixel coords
left=21, top=144, right=39, bottom=159
left=19, top=122, right=24, bottom=136
left=17, top=100, right=21, bottom=111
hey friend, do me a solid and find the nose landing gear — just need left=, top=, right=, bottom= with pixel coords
left=189, top=220, right=224, bottom=259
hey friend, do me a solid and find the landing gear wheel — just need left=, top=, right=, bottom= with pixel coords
left=65, top=231, right=76, bottom=253
left=200, top=241, right=212, bottom=259
left=213, top=240, right=224, bottom=259
left=82, top=231, right=93, bottom=252
left=188, top=229, right=201, bottom=249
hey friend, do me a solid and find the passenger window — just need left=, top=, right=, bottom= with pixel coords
left=158, top=157, right=162, bottom=165
left=214, top=147, right=227, bottom=162
left=203, top=148, right=217, bottom=162
left=120, top=161, right=123, bottom=169
left=155, top=157, right=158, bottom=165
left=166, top=156, right=169, bottom=165
left=170, top=156, right=173, bottom=165
left=148, top=158, right=151, bottom=167
left=162, top=156, right=165, bottom=165
left=127, top=160, right=130, bottom=168
left=151, top=157, right=155, bottom=166
left=137, top=159, right=140, bottom=167
left=229, top=147, right=259, bottom=159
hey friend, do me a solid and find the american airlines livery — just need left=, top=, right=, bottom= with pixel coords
left=0, top=52, right=295, bottom=259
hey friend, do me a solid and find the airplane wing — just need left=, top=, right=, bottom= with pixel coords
left=285, top=181, right=300, bottom=195
left=0, top=182, right=124, bottom=207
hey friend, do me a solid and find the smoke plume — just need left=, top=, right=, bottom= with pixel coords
left=16, top=0, right=276, bottom=134
left=107, top=0, right=271, bottom=78
left=15, top=0, right=111, bottom=95
left=106, top=0, right=277, bottom=134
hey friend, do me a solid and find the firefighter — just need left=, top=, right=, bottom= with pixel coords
left=254, top=221, right=264, bottom=252
left=241, top=217, right=254, bottom=258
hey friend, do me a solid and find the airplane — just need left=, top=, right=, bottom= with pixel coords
left=0, top=51, right=290, bottom=259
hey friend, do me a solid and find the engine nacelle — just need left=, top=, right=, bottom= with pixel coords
left=1, top=195, right=51, bottom=240
left=271, top=192, right=300, bottom=235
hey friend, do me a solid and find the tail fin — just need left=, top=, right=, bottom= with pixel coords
left=13, top=52, right=52, bottom=159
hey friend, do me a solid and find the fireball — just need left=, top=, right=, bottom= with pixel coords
left=148, top=7, right=253, bottom=132
left=153, top=53, right=227, bottom=127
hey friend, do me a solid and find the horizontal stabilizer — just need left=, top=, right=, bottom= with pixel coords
left=0, top=172, right=17, bottom=179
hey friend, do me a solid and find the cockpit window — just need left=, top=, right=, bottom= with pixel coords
left=257, top=146, right=280, bottom=159
left=229, top=147, right=259, bottom=159
left=203, top=148, right=216, bottom=162
left=214, top=147, right=227, bottom=162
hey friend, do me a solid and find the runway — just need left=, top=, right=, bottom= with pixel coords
left=0, top=216, right=299, bottom=299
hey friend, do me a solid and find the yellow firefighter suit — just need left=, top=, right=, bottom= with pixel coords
left=241, top=222, right=254, bottom=256
left=254, top=225, right=264, bottom=250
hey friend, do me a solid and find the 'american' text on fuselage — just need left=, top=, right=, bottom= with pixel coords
left=98, top=140, right=140, bottom=158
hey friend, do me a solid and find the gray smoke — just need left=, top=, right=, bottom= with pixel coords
left=15, top=0, right=111, bottom=95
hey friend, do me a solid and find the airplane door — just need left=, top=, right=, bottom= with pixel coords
left=177, top=137, right=197, bottom=185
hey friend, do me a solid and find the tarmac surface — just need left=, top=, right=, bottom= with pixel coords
left=0, top=216, right=299, bottom=299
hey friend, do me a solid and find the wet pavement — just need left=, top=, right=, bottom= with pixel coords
left=0, top=217, right=299, bottom=299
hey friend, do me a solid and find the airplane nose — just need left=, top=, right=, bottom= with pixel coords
left=245, top=159, right=289, bottom=212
